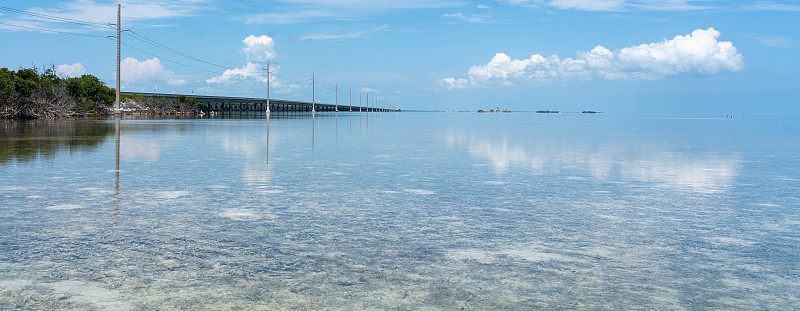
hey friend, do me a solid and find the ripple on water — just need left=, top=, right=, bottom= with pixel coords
left=218, top=209, right=265, bottom=221
left=404, top=189, right=435, bottom=195
left=154, top=191, right=191, bottom=199
left=446, top=249, right=497, bottom=264
left=46, top=204, right=86, bottom=210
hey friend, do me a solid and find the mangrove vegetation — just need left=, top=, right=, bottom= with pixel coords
left=1, top=66, right=203, bottom=119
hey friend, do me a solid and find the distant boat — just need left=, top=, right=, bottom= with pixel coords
left=478, top=109, right=511, bottom=113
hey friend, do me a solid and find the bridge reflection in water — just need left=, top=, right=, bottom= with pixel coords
left=121, top=92, right=396, bottom=113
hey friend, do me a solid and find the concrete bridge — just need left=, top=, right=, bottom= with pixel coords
left=121, top=92, right=396, bottom=112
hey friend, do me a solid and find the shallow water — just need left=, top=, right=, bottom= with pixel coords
left=1, top=112, right=799, bottom=310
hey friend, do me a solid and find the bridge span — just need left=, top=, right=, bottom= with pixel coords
left=121, top=92, right=396, bottom=113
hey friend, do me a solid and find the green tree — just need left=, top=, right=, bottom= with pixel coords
left=66, top=74, right=114, bottom=112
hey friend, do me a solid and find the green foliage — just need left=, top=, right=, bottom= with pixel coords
left=176, top=95, right=203, bottom=109
left=0, top=66, right=115, bottom=118
left=0, top=68, right=14, bottom=100
left=67, top=75, right=115, bottom=110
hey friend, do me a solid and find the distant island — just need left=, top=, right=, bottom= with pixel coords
left=582, top=111, right=602, bottom=113
left=536, top=110, right=560, bottom=113
left=478, top=109, right=511, bottom=113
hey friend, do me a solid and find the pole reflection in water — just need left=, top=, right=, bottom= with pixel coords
left=311, top=111, right=316, bottom=152
left=112, top=116, right=121, bottom=228
left=265, top=113, right=270, bottom=166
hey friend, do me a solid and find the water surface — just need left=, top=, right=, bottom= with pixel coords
left=1, top=112, right=798, bottom=310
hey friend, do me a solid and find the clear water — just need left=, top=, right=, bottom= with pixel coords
left=1, top=112, right=799, bottom=310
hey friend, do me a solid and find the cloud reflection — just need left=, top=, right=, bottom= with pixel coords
left=447, top=132, right=740, bottom=193
left=218, top=122, right=272, bottom=187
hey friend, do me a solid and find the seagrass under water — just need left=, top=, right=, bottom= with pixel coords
left=1, top=112, right=798, bottom=310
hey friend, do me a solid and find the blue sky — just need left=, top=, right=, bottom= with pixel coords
left=1, top=0, right=798, bottom=115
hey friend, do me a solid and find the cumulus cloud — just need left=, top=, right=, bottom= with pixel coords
left=206, top=62, right=262, bottom=84
left=55, top=62, right=85, bottom=77
left=440, top=28, right=743, bottom=89
left=207, top=35, right=275, bottom=84
left=207, top=35, right=303, bottom=94
left=241, top=35, right=275, bottom=62
left=117, top=57, right=187, bottom=90
left=121, top=57, right=168, bottom=83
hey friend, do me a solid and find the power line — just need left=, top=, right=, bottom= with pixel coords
left=0, top=22, right=109, bottom=38
left=0, top=5, right=112, bottom=30
left=1, top=4, right=371, bottom=101
left=120, top=41, right=223, bottom=74
left=126, top=30, right=229, bottom=69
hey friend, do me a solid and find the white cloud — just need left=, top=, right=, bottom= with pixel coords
left=241, top=35, right=275, bottom=62
left=749, top=34, right=792, bottom=47
left=207, top=35, right=275, bottom=84
left=361, top=87, right=380, bottom=94
left=28, top=0, right=208, bottom=24
left=438, top=77, right=471, bottom=89
left=548, top=0, right=627, bottom=11
left=167, top=78, right=188, bottom=86
left=298, top=25, right=390, bottom=41
left=206, top=62, right=263, bottom=84
left=443, top=12, right=497, bottom=23
left=207, top=35, right=304, bottom=94
left=499, top=0, right=713, bottom=11
left=55, top=63, right=85, bottom=77
left=104, top=57, right=189, bottom=90
left=743, top=1, right=800, bottom=11
left=1, top=0, right=209, bottom=35
left=244, top=0, right=463, bottom=24
left=121, top=57, right=168, bottom=83
left=440, top=28, right=743, bottom=89
left=245, top=10, right=336, bottom=25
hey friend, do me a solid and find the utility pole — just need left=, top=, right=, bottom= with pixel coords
left=109, top=4, right=129, bottom=114
left=349, top=88, right=352, bottom=112
left=266, top=59, right=270, bottom=114
left=359, top=91, right=362, bottom=112
left=335, top=82, right=338, bottom=112
left=366, top=92, right=369, bottom=112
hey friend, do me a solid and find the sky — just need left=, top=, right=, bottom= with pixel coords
left=1, top=0, right=799, bottom=115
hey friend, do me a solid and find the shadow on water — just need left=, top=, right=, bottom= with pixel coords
left=0, top=119, right=114, bottom=165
